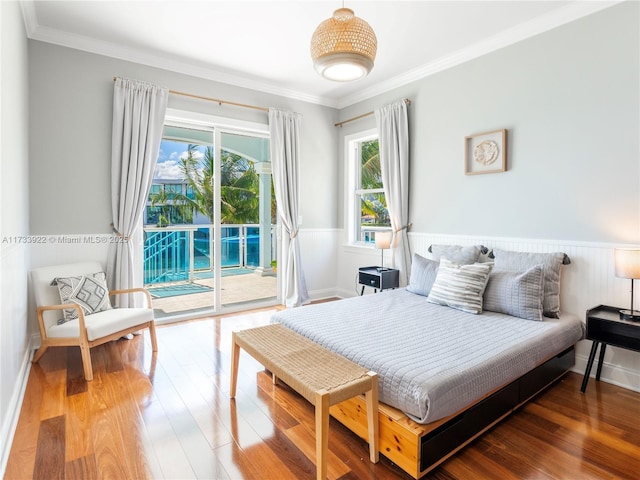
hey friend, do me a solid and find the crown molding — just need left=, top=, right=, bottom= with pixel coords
left=20, top=0, right=621, bottom=111
left=19, top=0, right=339, bottom=108
left=335, top=0, right=623, bottom=108
left=19, top=0, right=37, bottom=36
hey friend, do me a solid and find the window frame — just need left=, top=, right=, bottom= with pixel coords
left=345, top=128, right=389, bottom=246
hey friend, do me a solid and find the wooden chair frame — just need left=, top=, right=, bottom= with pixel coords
left=32, top=287, right=158, bottom=381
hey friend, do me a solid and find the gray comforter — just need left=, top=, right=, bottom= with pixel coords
left=271, top=288, right=584, bottom=423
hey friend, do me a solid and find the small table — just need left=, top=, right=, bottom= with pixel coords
left=230, top=324, right=379, bottom=480
left=358, top=266, right=399, bottom=295
left=580, top=305, right=640, bottom=393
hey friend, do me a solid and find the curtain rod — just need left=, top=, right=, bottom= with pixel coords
left=112, top=76, right=269, bottom=112
left=333, top=98, right=411, bottom=127
left=334, top=98, right=412, bottom=127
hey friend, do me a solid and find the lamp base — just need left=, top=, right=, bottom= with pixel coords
left=619, top=309, right=640, bottom=321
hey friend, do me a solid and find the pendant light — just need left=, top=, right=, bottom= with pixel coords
left=310, top=5, right=377, bottom=82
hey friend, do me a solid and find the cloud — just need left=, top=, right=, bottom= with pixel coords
left=180, top=149, right=204, bottom=160
left=154, top=160, right=184, bottom=180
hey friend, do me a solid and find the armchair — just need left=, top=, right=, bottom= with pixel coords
left=31, top=261, right=158, bottom=381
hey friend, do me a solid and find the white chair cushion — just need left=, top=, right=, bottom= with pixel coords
left=46, top=308, right=153, bottom=341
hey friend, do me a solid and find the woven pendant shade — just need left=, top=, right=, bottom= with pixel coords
left=310, top=8, right=377, bottom=82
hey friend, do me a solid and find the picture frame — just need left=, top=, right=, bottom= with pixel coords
left=464, top=129, right=507, bottom=175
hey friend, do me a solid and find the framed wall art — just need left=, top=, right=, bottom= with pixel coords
left=464, top=129, right=507, bottom=175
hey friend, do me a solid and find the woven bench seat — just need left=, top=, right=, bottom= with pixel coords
left=230, top=323, right=379, bottom=480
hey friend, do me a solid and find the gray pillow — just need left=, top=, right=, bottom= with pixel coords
left=427, top=259, right=494, bottom=314
left=483, top=265, right=544, bottom=321
left=407, top=253, right=439, bottom=297
left=429, top=244, right=485, bottom=265
left=492, top=249, right=567, bottom=318
left=53, top=271, right=112, bottom=324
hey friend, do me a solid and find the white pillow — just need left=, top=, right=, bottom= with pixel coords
left=427, top=259, right=494, bottom=314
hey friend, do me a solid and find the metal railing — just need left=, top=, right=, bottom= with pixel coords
left=361, top=226, right=392, bottom=244
left=143, top=224, right=275, bottom=285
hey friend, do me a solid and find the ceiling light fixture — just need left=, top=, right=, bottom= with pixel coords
left=310, top=5, right=377, bottom=82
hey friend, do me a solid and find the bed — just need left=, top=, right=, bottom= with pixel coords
left=270, top=247, right=584, bottom=478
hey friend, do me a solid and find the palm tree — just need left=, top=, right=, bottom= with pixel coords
left=219, top=149, right=259, bottom=224
left=361, top=139, right=381, bottom=190
left=360, top=139, right=389, bottom=226
left=150, top=144, right=260, bottom=225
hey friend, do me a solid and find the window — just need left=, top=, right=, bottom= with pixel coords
left=148, top=184, right=161, bottom=201
left=347, top=130, right=390, bottom=245
left=163, top=183, right=182, bottom=199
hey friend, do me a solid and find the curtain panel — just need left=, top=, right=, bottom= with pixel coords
left=268, top=108, right=309, bottom=307
left=375, top=100, right=411, bottom=286
left=107, top=78, right=168, bottom=306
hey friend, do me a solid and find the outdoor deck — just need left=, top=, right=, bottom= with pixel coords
left=149, top=270, right=277, bottom=320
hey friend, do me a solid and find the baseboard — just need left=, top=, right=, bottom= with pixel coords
left=573, top=351, right=640, bottom=393
left=0, top=335, right=37, bottom=478
left=308, top=287, right=341, bottom=302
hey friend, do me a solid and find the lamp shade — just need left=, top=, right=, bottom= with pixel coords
left=375, top=231, right=392, bottom=250
left=614, top=248, right=640, bottom=279
left=310, top=8, right=377, bottom=82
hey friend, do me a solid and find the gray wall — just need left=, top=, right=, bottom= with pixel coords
left=0, top=0, right=31, bottom=463
left=28, top=42, right=339, bottom=234
left=337, top=1, right=639, bottom=244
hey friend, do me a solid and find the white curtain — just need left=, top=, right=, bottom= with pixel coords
left=107, top=78, right=168, bottom=306
left=375, top=100, right=411, bottom=286
left=269, top=108, right=310, bottom=307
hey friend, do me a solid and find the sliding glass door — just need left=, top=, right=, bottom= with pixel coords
left=216, top=130, right=277, bottom=309
left=143, top=120, right=277, bottom=320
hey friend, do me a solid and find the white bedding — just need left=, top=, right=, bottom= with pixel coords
left=271, top=288, right=584, bottom=423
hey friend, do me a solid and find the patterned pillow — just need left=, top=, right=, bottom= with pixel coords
left=483, top=265, right=544, bottom=321
left=53, top=272, right=112, bottom=324
left=427, top=258, right=494, bottom=314
left=492, top=249, right=568, bottom=318
left=407, top=253, right=439, bottom=297
left=429, top=244, right=486, bottom=265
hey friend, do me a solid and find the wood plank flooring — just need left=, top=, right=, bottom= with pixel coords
left=4, top=307, right=640, bottom=479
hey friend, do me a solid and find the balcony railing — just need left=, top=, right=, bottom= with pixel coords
left=361, top=226, right=392, bottom=244
left=143, top=224, right=275, bottom=285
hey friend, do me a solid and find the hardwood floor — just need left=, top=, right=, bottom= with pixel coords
left=4, top=307, right=640, bottom=479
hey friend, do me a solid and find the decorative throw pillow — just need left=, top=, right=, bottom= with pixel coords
left=407, top=253, right=439, bottom=297
left=483, top=265, right=544, bottom=321
left=492, top=249, right=568, bottom=319
left=427, top=258, right=494, bottom=314
left=53, top=271, right=112, bottom=324
left=429, top=244, right=486, bottom=265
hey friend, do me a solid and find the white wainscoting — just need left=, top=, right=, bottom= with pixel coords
left=336, top=231, right=639, bottom=393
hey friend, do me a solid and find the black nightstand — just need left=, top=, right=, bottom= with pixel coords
left=358, top=266, right=399, bottom=295
left=580, top=305, right=640, bottom=393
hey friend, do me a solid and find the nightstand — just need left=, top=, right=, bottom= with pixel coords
left=358, top=266, right=399, bottom=295
left=580, top=305, right=640, bottom=393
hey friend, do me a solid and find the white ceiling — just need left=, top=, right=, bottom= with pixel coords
left=21, top=0, right=619, bottom=108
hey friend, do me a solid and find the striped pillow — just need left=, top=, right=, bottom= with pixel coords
left=427, top=258, right=494, bottom=314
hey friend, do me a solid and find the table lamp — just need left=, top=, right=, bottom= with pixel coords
left=614, top=247, right=640, bottom=321
left=375, top=231, right=392, bottom=271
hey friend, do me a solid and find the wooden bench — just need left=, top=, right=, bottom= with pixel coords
left=230, top=323, right=379, bottom=480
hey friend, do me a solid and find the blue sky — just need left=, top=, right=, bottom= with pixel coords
left=155, top=140, right=205, bottom=180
